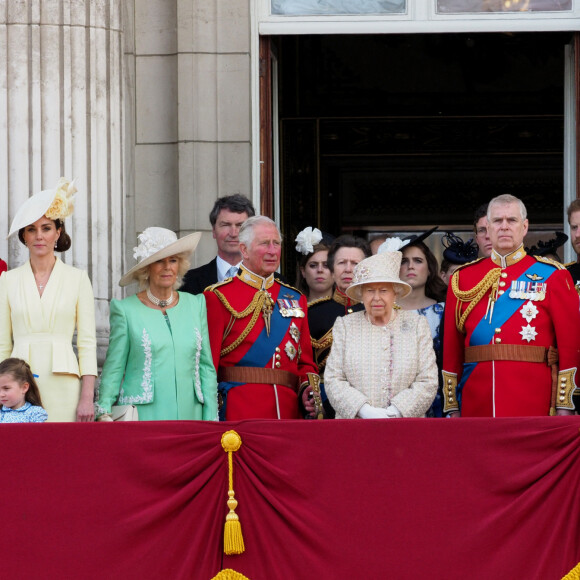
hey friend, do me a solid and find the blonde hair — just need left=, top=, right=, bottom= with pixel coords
left=135, top=252, right=191, bottom=290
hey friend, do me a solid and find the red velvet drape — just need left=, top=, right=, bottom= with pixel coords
left=2, top=418, right=579, bottom=579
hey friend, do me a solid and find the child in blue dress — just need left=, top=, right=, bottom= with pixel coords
left=0, top=358, right=48, bottom=423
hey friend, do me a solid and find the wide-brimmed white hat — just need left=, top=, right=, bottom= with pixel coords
left=8, top=178, right=77, bottom=238
left=346, top=252, right=412, bottom=301
left=119, top=227, right=202, bottom=287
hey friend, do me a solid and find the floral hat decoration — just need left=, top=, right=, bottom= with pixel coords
left=119, top=227, right=202, bottom=287
left=295, top=226, right=335, bottom=256
left=295, top=227, right=323, bottom=255
left=346, top=237, right=412, bottom=301
left=8, top=177, right=77, bottom=238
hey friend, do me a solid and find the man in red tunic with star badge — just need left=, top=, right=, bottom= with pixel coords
left=442, top=194, right=580, bottom=417
left=204, top=216, right=321, bottom=420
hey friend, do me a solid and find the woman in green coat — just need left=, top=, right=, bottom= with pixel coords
left=96, top=227, right=218, bottom=421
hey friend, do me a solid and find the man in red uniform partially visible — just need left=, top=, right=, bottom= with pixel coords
left=204, top=216, right=320, bottom=420
left=442, top=194, right=580, bottom=417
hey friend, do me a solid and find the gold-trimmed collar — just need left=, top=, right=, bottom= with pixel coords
left=491, top=245, right=526, bottom=269
left=238, top=264, right=276, bottom=290
left=332, top=288, right=360, bottom=307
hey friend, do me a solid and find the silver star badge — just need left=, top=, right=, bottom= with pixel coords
left=289, top=322, right=301, bottom=343
left=520, top=324, right=538, bottom=343
left=284, top=341, right=297, bottom=361
left=519, top=301, right=538, bottom=323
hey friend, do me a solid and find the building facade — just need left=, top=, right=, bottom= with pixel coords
left=1, top=1, right=579, bottom=361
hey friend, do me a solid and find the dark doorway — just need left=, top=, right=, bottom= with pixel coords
left=276, top=32, right=570, bottom=276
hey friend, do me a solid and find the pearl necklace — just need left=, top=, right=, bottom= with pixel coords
left=146, top=288, right=174, bottom=308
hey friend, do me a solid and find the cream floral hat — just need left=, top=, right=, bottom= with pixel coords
left=346, top=248, right=412, bottom=301
left=119, top=227, right=202, bottom=287
left=8, top=178, right=77, bottom=238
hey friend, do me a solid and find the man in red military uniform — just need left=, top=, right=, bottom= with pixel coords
left=205, top=216, right=320, bottom=420
left=442, top=194, right=580, bottom=417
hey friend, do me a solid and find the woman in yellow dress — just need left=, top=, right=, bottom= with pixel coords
left=0, top=179, right=97, bottom=422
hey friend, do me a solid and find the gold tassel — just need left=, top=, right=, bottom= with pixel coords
left=562, top=562, right=580, bottom=580
left=211, top=569, right=251, bottom=580
left=221, top=430, right=245, bottom=555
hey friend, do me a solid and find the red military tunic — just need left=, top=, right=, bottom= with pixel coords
left=204, top=265, right=318, bottom=420
left=442, top=246, right=580, bottom=417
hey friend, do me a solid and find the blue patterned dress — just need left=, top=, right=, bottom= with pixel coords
left=415, top=302, right=445, bottom=417
left=0, top=402, right=48, bottom=423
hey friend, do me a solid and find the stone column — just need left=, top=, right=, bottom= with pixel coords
left=0, top=0, right=125, bottom=364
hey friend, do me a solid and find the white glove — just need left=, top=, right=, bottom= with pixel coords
left=358, top=403, right=390, bottom=419
left=385, top=404, right=402, bottom=418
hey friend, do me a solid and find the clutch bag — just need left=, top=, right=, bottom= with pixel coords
left=111, top=404, right=139, bottom=421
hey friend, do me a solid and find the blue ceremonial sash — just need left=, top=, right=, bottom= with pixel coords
left=457, top=261, right=556, bottom=408
left=218, top=286, right=299, bottom=419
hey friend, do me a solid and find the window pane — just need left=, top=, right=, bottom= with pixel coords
left=271, top=0, right=406, bottom=15
left=437, top=0, right=572, bottom=13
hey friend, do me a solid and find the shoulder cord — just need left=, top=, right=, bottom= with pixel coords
left=214, top=289, right=267, bottom=357
left=452, top=268, right=501, bottom=333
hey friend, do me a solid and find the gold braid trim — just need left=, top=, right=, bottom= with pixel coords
left=311, top=328, right=333, bottom=351
left=214, top=289, right=267, bottom=357
left=451, top=268, right=501, bottom=333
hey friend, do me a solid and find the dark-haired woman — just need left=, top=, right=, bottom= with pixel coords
left=0, top=179, right=97, bottom=422
left=398, top=240, right=447, bottom=417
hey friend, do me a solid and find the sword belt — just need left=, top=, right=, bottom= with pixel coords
left=465, top=344, right=558, bottom=365
left=218, top=366, right=301, bottom=393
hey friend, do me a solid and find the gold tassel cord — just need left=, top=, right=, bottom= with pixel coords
left=561, top=562, right=580, bottom=580
left=211, top=569, right=251, bottom=580
left=221, top=430, right=245, bottom=555
left=452, top=268, right=501, bottom=333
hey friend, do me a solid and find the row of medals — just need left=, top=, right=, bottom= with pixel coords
left=509, top=281, right=546, bottom=302
left=278, top=299, right=305, bottom=318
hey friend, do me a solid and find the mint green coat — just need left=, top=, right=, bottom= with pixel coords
left=96, top=293, right=218, bottom=421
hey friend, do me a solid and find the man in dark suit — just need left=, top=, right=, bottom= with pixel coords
left=181, top=194, right=255, bottom=295
left=566, top=198, right=580, bottom=289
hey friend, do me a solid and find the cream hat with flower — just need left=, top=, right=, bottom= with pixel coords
left=345, top=251, right=411, bottom=301
left=119, top=227, right=202, bottom=287
left=8, top=178, right=77, bottom=238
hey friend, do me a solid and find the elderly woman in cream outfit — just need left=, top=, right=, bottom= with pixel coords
left=0, top=179, right=97, bottom=422
left=324, top=240, right=437, bottom=419
left=95, top=227, right=218, bottom=421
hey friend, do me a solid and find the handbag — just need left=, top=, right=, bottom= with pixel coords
left=111, top=404, right=139, bottom=421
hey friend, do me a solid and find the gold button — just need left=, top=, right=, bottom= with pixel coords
left=347, top=308, right=353, bottom=314
left=275, top=354, right=281, bottom=360
left=275, top=347, right=280, bottom=353
left=495, top=328, right=501, bottom=334
left=498, top=290, right=504, bottom=295
left=495, top=337, right=501, bottom=344
left=449, top=397, right=454, bottom=402
left=560, top=396, right=565, bottom=402
left=561, top=377, right=566, bottom=383
left=275, top=362, right=281, bottom=368
left=499, top=281, right=506, bottom=287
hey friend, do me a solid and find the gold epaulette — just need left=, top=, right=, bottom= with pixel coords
left=308, top=296, right=332, bottom=308
left=450, top=256, right=486, bottom=274
left=534, top=255, right=565, bottom=270
left=205, top=277, right=235, bottom=293
left=278, top=279, right=303, bottom=294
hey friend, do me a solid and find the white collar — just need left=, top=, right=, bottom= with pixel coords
left=216, top=255, right=242, bottom=281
